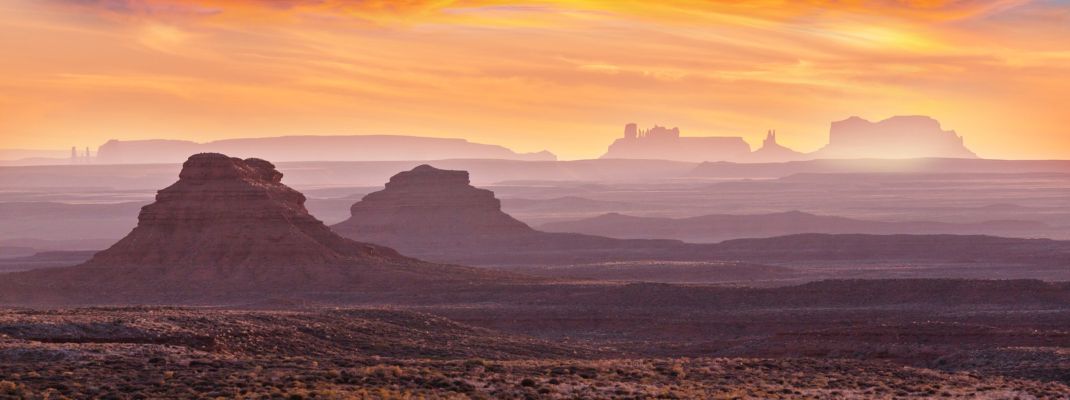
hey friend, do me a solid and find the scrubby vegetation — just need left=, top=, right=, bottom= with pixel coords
left=0, top=308, right=1068, bottom=399
left=2, top=353, right=1068, bottom=399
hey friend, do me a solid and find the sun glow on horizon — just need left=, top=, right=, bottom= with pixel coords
left=0, top=0, right=1068, bottom=160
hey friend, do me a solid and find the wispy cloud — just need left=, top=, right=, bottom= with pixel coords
left=1, top=0, right=1067, bottom=159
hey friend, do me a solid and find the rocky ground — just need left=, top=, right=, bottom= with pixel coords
left=1, top=308, right=1068, bottom=399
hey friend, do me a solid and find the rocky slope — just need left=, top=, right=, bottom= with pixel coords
left=0, top=154, right=515, bottom=305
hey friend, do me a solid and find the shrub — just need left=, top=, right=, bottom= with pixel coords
left=0, top=381, right=20, bottom=395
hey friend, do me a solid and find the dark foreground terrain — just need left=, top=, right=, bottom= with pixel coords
left=1, top=307, right=1068, bottom=399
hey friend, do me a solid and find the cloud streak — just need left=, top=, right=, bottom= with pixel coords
left=1, top=0, right=1068, bottom=159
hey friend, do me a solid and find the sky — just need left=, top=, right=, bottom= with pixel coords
left=0, top=0, right=1068, bottom=160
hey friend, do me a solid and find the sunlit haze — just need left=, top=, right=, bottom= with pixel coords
left=1, top=0, right=1068, bottom=159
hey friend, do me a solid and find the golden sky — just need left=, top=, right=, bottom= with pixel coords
left=0, top=0, right=1068, bottom=160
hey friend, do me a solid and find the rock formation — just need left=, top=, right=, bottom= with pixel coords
left=601, top=123, right=752, bottom=162
left=332, top=165, right=683, bottom=265
left=0, top=154, right=509, bottom=305
left=332, top=165, right=537, bottom=246
left=747, top=130, right=808, bottom=163
left=815, top=116, right=976, bottom=159
left=95, top=135, right=556, bottom=164
left=84, top=153, right=401, bottom=267
left=603, top=116, right=975, bottom=163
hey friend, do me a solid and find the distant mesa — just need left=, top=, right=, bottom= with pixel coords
left=83, top=153, right=401, bottom=268
left=602, top=115, right=976, bottom=163
left=601, top=123, right=752, bottom=162
left=94, top=135, right=556, bottom=164
left=0, top=153, right=506, bottom=305
left=815, top=116, right=976, bottom=159
left=332, top=164, right=538, bottom=244
left=331, top=164, right=681, bottom=265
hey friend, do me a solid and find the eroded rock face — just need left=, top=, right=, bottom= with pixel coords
left=84, top=153, right=401, bottom=268
left=332, top=165, right=536, bottom=244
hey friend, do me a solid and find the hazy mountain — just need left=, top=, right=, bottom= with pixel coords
left=601, top=123, right=751, bottom=162
left=0, top=159, right=699, bottom=190
left=0, top=201, right=145, bottom=243
left=814, top=116, right=977, bottom=159
left=94, top=135, right=556, bottom=164
left=541, top=211, right=1049, bottom=243
left=502, top=196, right=648, bottom=214
left=690, top=158, right=1070, bottom=179
left=600, top=116, right=976, bottom=163
left=0, top=148, right=71, bottom=166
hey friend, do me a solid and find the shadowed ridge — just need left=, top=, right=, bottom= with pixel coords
left=0, top=154, right=525, bottom=306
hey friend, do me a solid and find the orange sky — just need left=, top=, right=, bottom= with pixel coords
left=0, top=0, right=1068, bottom=160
